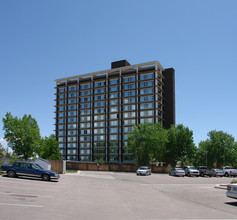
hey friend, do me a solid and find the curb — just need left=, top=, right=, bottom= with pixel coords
left=215, top=184, right=227, bottom=190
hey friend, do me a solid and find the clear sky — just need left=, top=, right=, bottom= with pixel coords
left=0, top=0, right=236, bottom=148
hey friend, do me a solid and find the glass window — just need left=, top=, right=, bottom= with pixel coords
left=58, top=112, right=65, bottom=117
left=140, top=81, right=154, bottom=87
left=58, top=106, right=65, bottom=111
left=94, top=115, right=105, bottom=121
left=110, top=93, right=119, bottom=99
left=67, top=149, right=77, bottom=155
left=80, top=103, right=91, bottom=109
left=68, top=130, right=77, bottom=135
left=140, top=118, right=154, bottom=124
left=80, top=149, right=91, bottom=155
left=123, top=91, right=136, bottom=97
left=68, top=105, right=77, bottom=110
left=80, top=143, right=90, bottom=148
left=68, top=99, right=77, bottom=104
left=68, top=92, right=77, bottom=98
left=110, top=114, right=118, bottom=119
left=109, top=142, right=119, bottom=147
left=140, top=73, right=153, bottom=80
left=80, top=110, right=90, bottom=115
left=140, top=96, right=154, bottom=102
left=58, top=88, right=65, bottom=93
left=109, top=106, right=118, bottom=112
left=109, top=128, right=118, bottom=133
left=94, top=129, right=105, bottom=134
left=59, top=143, right=65, bottom=148
left=80, top=123, right=90, bottom=128
left=94, top=122, right=105, bottom=127
left=68, top=111, right=77, bottom=116
left=58, top=131, right=64, bottom=136
left=68, top=124, right=77, bottom=129
left=94, top=88, right=105, bottom=94
left=123, top=76, right=135, bottom=83
left=58, top=137, right=65, bottom=142
left=94, top=135, right=105, bottom=141
left=68, top=117, right=77, bottom=123
left=80, top=136, right=90, bottom=141
left=94, top=101, right=105, bottom=107
left=109, top=120, right=118, bottom=126
left=94, top=142, right=105, bottom=148
left=81, top=83, right=90, bottom=90
left=123, top=84, right=135, bottom=90
left=80, top=116, right=90, bottom=122
left=94, top=108, right=105, bottom=114
left=109, top=135, right=118, bottom=140
left=67, top=143, right=77, bottom=148
left=110, top=86, right=119, bottom=92
left=58, top=125, right=64, bottom=130
left=109, top=156, right=118, bottom=162
left=140, top=103, right=154, bottom=109
left=68, top=86, right=77, bottom=91
left=95, top=95, right=105, bottom=101
left=110, top=79, right=118, bottom=85
left=94, top=81, right=105, bottom=87
left=58, top=94, right=65, bottom=99
left=110, top=99, right=118, bottom=106
left=123, top=127, right=133, bottom=133
left=123, top=98, right=135, bottom=104
left=123, top=105, right=135, bottom=111
left=80, top=97, right=90, bottom=102
left=140, top=88, right=154, bottom=95
left=123, top=112, right=136, bottom=118
left=123, top=119, right=136, bottom=125
left=80, top=156, right=90, bottom=161
left=80, top=129, right=90, bottom=135
left=58, top=118, right=65, bottom=123
left=140, top=110, right=154, bottom=117
left=67, top=137, right=77, bottom=142
left=58, top=100, right=65, bottom=105
left=80, top=90, right=91, bottom=96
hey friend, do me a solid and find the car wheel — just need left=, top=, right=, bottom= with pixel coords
left=42, top=174, right=50, bottom=181
left=7, top=170, right=15, bottom=178
left=188, top=172, right=191, bottom=177
left=200, top=173, right=204, bottom=177
left=225, top=173, right=229, bottom=177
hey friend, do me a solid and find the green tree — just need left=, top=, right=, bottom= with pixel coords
left=127, top=123, right=168, bottom=165
left=37, top=134, right=61, bottom=160
left=2, top=112, right=41, bottom=160
left=0, top=143, right=5, bottom=159
left=196, top=130, right=237, bottom=167
left=164, top=124, right=196, bottom=167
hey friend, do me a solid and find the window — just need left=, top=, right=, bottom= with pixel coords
left=140, top=110, right=154, bottom=117
left=140, top=73, right=153, bottom=80
left=123, top=112, right=136, bottom=118
left=123, top=105, right=135, bottom=111
left=123, top=98, right=135, bottom=104
left=81, top=83, right=90, bottom=90
left=123, top=76, right=135, bottom=83
left=68, top=117, right=77, bottom=123
left=110, top=106, right=118, bottom=112
left=94, top=142, right=105, bottom=148
left=68, top=124, right=77, bottom=129
left=110, top=93, right=119, bottom=99
left=109, top=149, right=118, bottom=154
left=94, top=81, right=105, bottom=87
left=123, top=91, right=135, bottom=97
left=123, top=134, right=128, bottom=140
left=58, top=131, right=64, bottom=136
left=68, top=105, right=77, bottom=110
left=80, top=90, right=90, bottom=96
left=95, top=95, right=105, bottom=101
left=110, top=79, right=118, bottom=85
left=80, top=129, right=90, bottom=135
left=94, top=88, right=105, bottom=94
left=110, top=114, right=118, bottom=119
left=58, top=112, right=65, bottom=117
left=80, top=116, right=90, bottom=122
left=109, top=128, right=118, bottom=133
left=110, top=99, right=118, bottom=105
left=94, top=108, right=105, bottom=114
left=140, top=118, right=154, bottom=124
left=68, top=86, right=77, bottom=91
left=140, top=81, right=154, bottom=87
left=58, top=100, right=65, bottom=105
left=94, top=150, right=105, bottom=154
left=80, top=110, right=90, bottom=115
left=68, top=130, right=77, bottom=135
left=123, top=84, right=135, bottom=90
left=58, top=118, right=65, bottom=123
left=140, top=88, right=154, bottom=95
left=109, top=142, right=118, bottom=147
left=58, top=88, right=65, bottom=93
left=80, top=149, right=90, bottom=154
left=94, top=115, right=105, bottom=121
left=109, top=135, right=118, bottom=140
left=68, top=99, right=77, bottom=104
left=94, top=135, right=105, bottom=141
left=68, top=111, right=77, bottom=116
left=94, top=129, right=105, bottom=134
left=58, top=94, right=65, bottom=99
left=80, top=156, right=90, bottom=161
left=80, top=97, right=90, bottom=102
left=59, top=143, right=65, bottom=148
left=123, top=127, right=133, bottom=133
left=140, top=103, right=154, bottom=109
left=80, top=103, right=90, bottom=109
left=67, top=149, right=77, bottom=155
left=94, top=122, right=105, bottom=127
left=123, top=119, right=135, bottom=125
left=58, top=125, right=64, bottom=130
left=140, top=96, right=154, bottom=102
left=109, top=156, right=118, bottom=162
left=80, top=136, right=90, bottom=141
left=58, top=106, right=65, bottom=111
left=67, top=143, right=77, bottom=148
left=110, top=86, right=119, bottom=92
left=68, top=92, right=77, bottom=98
left=58, top=137, right=65, bottom=142
left=94, top=101, right=105, bottom=107
left=80, top=143, right=90, bottom=148
left=67, top=137, right=77, bottom=142
left=80, top=123, right=90, bottom=128
left=109, top=120, right=118, bottom=126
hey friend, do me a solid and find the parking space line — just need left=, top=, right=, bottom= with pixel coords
left=0, top=203, right=43, bottom=208
left=0, top=192, right=55, bottom=198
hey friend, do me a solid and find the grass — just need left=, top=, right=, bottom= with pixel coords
left=66, top=170, right=78, bottom=173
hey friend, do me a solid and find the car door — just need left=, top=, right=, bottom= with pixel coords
left=26, top=163, right=42, bottom=178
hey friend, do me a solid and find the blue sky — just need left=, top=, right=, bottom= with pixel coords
left=0, top=0, right=236, bottom=148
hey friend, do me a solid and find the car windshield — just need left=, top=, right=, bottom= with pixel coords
left=35, top=163, right=43, bottom=170
left=176, top=168, right=183, bottom=170
left=139, top=167, right=148, bottom=170
left=189, top=167, right=196, bottom=169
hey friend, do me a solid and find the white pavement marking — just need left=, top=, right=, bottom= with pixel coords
left=0, top=203, right=43, bottom=208
left=0, top=192, right=55, bottom=198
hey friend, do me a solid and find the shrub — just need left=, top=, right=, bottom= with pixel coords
left=230, top=179, right=237, bottom=184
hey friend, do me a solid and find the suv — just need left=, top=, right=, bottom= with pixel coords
left=183, top=166, right=200, bottom=177
left=197, top=166, right=214, bottom=177
left=136, top=167, right=151, bottom=176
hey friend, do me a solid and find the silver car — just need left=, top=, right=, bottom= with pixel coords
left=212, top=169, right=224, bottom=177
left=226, top=184, right=237, bottom=199
left=169, top=168, right=185, bottom=177
left=183, top=166, right=200, bottom=177
left=136, top=167, right=151, bottom=176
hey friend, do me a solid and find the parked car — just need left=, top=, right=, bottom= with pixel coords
left=221, top=167, right=237, bottom=177
left=197, top=166, right=214, bottom=177
left=183, top=166, right=200, bottom=177
left=226, top=184, right=237, bottom=199
left=212, top=169, right=224, bottom=177
left=169, top=168, right=185, bottom=177
left=136, top=166, right=151, bottom=176
left=1, top=161, right=60, bottom=181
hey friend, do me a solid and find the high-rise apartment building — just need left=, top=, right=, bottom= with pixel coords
left=55, top=60, right=175, bottom=163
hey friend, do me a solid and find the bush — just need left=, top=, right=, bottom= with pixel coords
left=230, top=179, right=237, bottom=184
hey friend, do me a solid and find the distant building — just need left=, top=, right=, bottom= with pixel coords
left=55, top=60, right=175, bottom=163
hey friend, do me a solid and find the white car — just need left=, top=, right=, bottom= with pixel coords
left=212, top=169, right=224, bottom=177
left=226, top=184, right=237, bottom=199
left=136, top=167, right=151, bottom=176
left=169, top=168, right=185, bottom=177
left=183, top=166, right=200, bottom=177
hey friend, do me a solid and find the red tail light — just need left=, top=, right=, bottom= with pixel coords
left=227, top=186, right=231, bottom=191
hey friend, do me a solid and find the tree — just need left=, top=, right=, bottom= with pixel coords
left=196, top=130, right=237, bottom=167
left=0, top=143, right=5, bottom=159
left=127, top=123, right=168, bottom=165
left=37, top=134, right=61, bottom=160
left=2, top=112, right=41, bottom=160
left=164, top=124, right=196, bottom=167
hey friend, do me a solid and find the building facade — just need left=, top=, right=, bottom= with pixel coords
left=55, top=60, right=175, bottom=163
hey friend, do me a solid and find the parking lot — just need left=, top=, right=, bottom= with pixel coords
left=0, top=172, right=237, bottom=220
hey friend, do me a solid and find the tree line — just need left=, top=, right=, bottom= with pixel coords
left=127, top=123, right=237, bottom=168
left=1, top=112, right=61, bottom=161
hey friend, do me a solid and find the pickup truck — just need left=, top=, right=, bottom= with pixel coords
left=221, top=167, right=237, bottom=177
left=197, top=166, right=214, bottom=177
left=1, top=161, right=60, bottom=181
